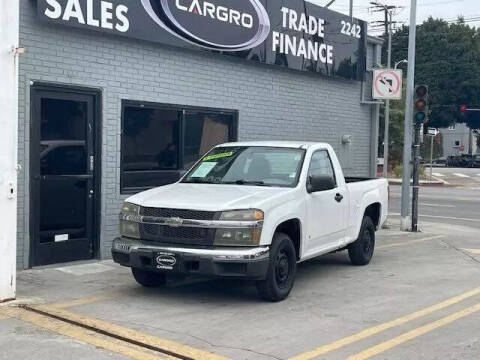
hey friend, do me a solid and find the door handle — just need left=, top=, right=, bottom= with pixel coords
left=335, top=193, right=344, bottom=203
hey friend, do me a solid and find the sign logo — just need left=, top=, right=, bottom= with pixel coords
left=156, top=255, right=177, bottom=267
left=373, top=69, right=403, bottom=100
left=141, top=0, right=270, bottom=51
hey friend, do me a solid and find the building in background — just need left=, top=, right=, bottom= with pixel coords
left=440, top=123, right=478, bottom=157
left=16, top=0, right=382, bottom=268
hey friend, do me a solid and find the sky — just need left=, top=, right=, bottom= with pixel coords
left=307, top=0, right=480, bottom=35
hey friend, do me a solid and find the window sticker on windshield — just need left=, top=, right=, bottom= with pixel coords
left=289, top=172, right=297, bottom=178
left=191, top=162, right=217, bottom=178
left=203, top=151, right=234, bottom=162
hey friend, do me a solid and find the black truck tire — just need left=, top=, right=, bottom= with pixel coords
left=131, top=268, right=167, bottom=287
left=256, top=232, right=297, bottom=302
left=348, top=216, right=375, bottom=266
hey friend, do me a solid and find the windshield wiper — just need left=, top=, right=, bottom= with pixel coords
left=223, top=180, right=272, bottom=187
left=182, top=178, right=212, bottom=184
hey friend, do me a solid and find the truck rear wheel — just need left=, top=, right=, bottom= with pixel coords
left=256, top=232, right=297, bottom=302
left=348, top=216, right=375, bottom=266
left=131, top=268, right=167, bottom=287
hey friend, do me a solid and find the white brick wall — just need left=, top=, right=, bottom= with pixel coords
left=17, top=0, right=378, bottom=268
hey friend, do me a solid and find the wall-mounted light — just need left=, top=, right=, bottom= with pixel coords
left=342, top=135, right=352, bottom=144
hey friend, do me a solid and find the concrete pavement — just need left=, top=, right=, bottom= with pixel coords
left=1, top=221, right=479, bottom=360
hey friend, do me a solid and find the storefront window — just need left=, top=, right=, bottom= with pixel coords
left=184, top=112, right=233, bottom=169
left=121, top=102, right=237, bottom=193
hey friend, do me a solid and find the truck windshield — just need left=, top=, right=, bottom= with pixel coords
left=182, top=146, right=305, bottom=187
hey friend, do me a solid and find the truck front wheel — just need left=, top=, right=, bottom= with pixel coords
left=131, top=268, right=167, bottom=287
left=348, top=216, right=375, bottom=266
left=256, top=232, right=297, bottom=302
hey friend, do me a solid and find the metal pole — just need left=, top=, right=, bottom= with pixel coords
left=350, top=0, right=353, bottom=18
left=430, top=135, right=434, bottom=180
left=412, top=122, right=421, bottom=231
left=468, top=128, right=473, bottom=155
left=400, top=0, right=417, bottom=231
left=383, top=11, right=392, bottom=179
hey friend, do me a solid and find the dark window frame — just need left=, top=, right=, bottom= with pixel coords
left=120, top=100, right=238, bottom=194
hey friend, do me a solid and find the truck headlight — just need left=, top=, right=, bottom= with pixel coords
left=219, top=209, right=264, bottom=221
left=120, top=202, right=141, bottom=239
left=214, top=228, right=262, bottom=246
left=215, top=209, right=263, bottom=246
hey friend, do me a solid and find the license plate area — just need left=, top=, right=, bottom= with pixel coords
left=154, top=252, right=179, bottom=271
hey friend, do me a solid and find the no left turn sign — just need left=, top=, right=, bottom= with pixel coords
left=373, top=69, right=403, bottom=100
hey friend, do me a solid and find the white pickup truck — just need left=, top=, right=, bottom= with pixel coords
left=113, top=141, right=388, bottom=301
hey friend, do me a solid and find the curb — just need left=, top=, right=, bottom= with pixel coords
left=387, top=179, right=445, bottom=187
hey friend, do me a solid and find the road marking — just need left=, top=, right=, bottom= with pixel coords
left=462, top=248, right=480, bottom=255
left=51, top=291, right=124, bottom=309
left=1, top=307, right=168, bottom=360
left=389, top=213, right=480, bottom=223
left=31, top=304, right=227, bottom=360
left=453, top=173, right=470, bottom=178
left=420, top=203, right=454, bottom=208
left=289, top=287, right=480, bottom=360
left=377, top=235, right=445, bottom=249
left=346, top=302, right=480, bottom=360
left=432, top=172, right=445, bottom=177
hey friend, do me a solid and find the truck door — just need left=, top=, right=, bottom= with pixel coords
left=305, top=150, right=347, bottom=254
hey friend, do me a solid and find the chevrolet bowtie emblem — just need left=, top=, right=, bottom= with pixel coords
left=165, top=217, right=183, bottom=227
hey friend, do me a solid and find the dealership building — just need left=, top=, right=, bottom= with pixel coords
left=13, top=0, right=382, bottom=268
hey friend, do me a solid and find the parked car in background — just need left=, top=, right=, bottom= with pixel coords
left=112, top=142, right=388, bottom=301
left=432, top=157, right=446, bottom=167
left=446, top=154, right=478, bottom=168
left=472, top=155, right=480, bottom=168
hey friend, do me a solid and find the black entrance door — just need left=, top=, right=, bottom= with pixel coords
left=31, top=87, right=98, bottom=266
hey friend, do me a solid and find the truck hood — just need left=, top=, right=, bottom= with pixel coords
left=126, top=183, right=295, bottom=212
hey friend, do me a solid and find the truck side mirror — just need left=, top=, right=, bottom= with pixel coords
left=307, top=175, right=336, bottom=193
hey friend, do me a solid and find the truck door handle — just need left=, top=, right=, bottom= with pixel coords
left=335, top=193, right=344, bottom=203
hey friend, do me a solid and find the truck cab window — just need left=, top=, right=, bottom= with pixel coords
left=308, top=150, right=336, bottom=184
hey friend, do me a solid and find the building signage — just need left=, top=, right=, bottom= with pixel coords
left=37, top=0, right=367, bottom=80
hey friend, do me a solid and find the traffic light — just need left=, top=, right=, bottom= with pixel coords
left=413, top=85, right=428, bottom=124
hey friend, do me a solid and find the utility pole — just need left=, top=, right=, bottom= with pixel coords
left=400, top=0, right=418, bottom=231
left=370, top=2, right=399, bottom=179
left=384, top=10, right=393, bottom=179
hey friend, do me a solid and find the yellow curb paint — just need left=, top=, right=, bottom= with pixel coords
left=346, top=302, right=480, bottom=360
left=3, top=307, right=168, bottom=360
left=290, top=286, right=480, bottom=360
left=51, top=291, right=124, bottom=309
left=34, top=304, right=228, bottom=360
left=377, top=235, right=445, bottom=249
left=462, top=248, right=480, bottom=255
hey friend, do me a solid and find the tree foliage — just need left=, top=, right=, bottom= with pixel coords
left=389, top=18, right=480, bottom=130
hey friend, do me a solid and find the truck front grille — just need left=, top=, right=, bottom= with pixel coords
left=139, top=207, right=217, bottom=246
left=141, top=207, right=216, bottom=220
left=140, top=224, right=215, bottom=246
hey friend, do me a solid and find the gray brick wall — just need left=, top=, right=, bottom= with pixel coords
left=17, top=0, right=378, bottom=268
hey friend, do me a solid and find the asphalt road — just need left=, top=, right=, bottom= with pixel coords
left=428, top=166, right=480, bottom=188
left=390, top=167, right=480, bottom=229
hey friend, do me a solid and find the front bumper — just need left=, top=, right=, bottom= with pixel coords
left=112, top=238, right=270, bottom=279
